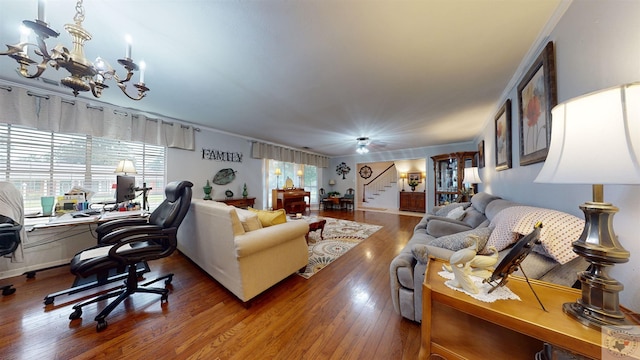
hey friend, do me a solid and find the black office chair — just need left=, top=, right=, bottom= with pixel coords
left=64, top=180, right=193, bottom=331
left=0, top=215, right=22, bottom=296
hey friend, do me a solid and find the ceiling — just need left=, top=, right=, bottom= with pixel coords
left=0, top=0, right=563, bottom=157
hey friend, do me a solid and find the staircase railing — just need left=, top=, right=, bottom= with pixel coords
left=362, top=164, right=396, bottom=202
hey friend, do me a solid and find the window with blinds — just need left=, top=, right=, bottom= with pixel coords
left=0, top=124, right=166, bottom=214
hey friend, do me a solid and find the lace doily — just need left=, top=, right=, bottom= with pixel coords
left=438, top=271, right=521, bottom=302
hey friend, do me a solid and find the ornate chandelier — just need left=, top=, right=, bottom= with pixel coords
left=1, top=0, right=149, bottom=100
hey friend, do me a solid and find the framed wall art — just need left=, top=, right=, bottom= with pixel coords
left=494, top=99, right=512, bottom=171
left=517, top=41, right=557, bottom=166
left=408, top=172, right=421, bottom=183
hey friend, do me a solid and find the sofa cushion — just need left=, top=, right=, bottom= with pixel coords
left=461, top=207, right=488, bottom=228
left=248, top=208, right=287, bottom=227
left=229, top=208, right=246, bottom=236
left=471, top=192, right=501, bottom=213
left=427, top=226, right=492, bottom=252
left=509, top=207, right=583, bottom=264
left=446, top=206, right=466, bottom=220
left=235, top=207, right=263, bottom=232
left=435, top=202, right=470, bottom=217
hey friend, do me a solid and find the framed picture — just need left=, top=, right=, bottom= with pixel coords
left=494, top=99, right=512, bottom=171
left=517, top=41, right=557, bottom=166
left=407, top=172, right=421, bottom=183
left=477, top=140, right=485, bottom=168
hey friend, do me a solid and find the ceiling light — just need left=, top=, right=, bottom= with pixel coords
left=1, top=0, right=149, bottom=100
left=356, top=137, right=370, bottom=154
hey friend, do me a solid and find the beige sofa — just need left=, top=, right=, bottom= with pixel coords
left=177, top=199, right=309, bottom=302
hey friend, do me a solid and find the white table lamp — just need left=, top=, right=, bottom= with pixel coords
left=534, top=83, right=640, bottom=329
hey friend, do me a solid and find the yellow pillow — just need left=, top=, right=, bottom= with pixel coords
left=247, top=207, right=287, bottom=227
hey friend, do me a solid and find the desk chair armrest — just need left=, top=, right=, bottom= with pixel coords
left=107, top=227, right=177, bottom=264
left=100, top=224, right=164, bottom=245
left=96, top=218, right=149, bottom=243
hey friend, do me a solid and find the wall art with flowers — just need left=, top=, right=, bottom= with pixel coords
left=517, top=41, right=557, bottom=166
left=494, top=99, right=512, bottom=171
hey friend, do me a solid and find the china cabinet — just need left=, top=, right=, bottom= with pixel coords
left=431, top=151, right=477, bottom=206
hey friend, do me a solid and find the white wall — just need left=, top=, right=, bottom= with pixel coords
left=167, top=129, right=267, bottom=208
left=476, top=0, right=640, bottom=312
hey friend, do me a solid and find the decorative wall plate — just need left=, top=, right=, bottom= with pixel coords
left=359, top=165, right=372, bottom=179
left=213, top=168, right=236, bottom=185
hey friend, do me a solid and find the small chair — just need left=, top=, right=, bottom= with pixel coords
left=64, top=180, right=193, bottom=331
left=0, top=215, right=21, bottom=295
left=319, top=188, right=329, bottom=210
left=340, top=188, right=355, bottom=211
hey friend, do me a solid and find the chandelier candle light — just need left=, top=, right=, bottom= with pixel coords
left=1, top=0, right=149, bottom=100
left=534, top=83, right=640, bottom=329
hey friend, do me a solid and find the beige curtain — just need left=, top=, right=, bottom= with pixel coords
left=0, top=84, right=195, bottom=151
left=251, top=141, right=329, bottom=168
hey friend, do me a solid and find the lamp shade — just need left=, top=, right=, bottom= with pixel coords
left=274, top=168, right=282, bottom=176
left=535, top=83, right=640, bottom=184
left=114, top=160, right=137, bottom=174
left=463, top=167, right=482, bottom=184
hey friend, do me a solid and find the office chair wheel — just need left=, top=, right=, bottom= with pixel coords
left=96, top=320, right=108, bottom=332
left=43, top=296, right=54, bottom=305
left=2, top=286, right=16, bottom=296
left=69, top=308, right=82, bottom=320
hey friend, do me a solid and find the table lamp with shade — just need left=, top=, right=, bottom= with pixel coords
left=534, top=83, right=640, bottom=329
left=114, top=159, right=137, bottom=175
left=399, top=173, right=407, bottom=191
left=297, top=169, right=304, bottom=188
left=274, top=168, right=282, bottom=189
left=462, top=167, right=482, bottom=196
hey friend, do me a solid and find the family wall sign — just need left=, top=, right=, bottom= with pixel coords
left=202, top=148, right=243, bottom=162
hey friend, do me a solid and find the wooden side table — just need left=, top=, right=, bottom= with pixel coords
left=419, top=257, right=625, bottom=360
left=216, top=197, right=255, bottom=209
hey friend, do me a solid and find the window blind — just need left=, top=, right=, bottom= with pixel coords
left=0, top=124, right=166, bottom=214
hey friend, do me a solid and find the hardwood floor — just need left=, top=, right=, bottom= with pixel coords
left=0, top=210, right=422, bottom=360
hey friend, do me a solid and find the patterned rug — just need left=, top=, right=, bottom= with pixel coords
left=298, top=217, right=382, bottom=279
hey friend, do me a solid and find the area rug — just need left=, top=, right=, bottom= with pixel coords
left=298, top=218, right=382, bottom=279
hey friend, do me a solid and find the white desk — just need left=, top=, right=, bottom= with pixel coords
left=0, top=210, right=149, bottom=280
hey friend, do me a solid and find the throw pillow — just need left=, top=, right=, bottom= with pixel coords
left=435, top=202, right=470, bottom=217
left=428, top=226, right=492, bottom=252
left=235, top=208, right=263, bottom=232
left=247, top=207, right=287, bottom=227
left=446, top=206, right=466, bottom=220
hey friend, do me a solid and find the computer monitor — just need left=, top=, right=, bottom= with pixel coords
left=116, top=175, right=136, bottom=203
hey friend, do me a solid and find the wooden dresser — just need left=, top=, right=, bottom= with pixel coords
left=399, top=191, right=425, bottom=212
left=216, top=197, right=255, bottom=209
left=420, top=258, right=609, bottom=360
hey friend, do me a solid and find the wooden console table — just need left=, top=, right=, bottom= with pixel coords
left=419, top=257, right=610, bottom=360
left=216, top=197, right=255, bottom=209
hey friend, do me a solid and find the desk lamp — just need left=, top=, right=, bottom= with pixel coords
left=534, top=83, right=640, bottom=329
left=114, top=160, right=137, bottom=175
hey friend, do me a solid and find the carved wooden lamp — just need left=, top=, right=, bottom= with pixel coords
left=535, top=83, right=640, bottom=329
